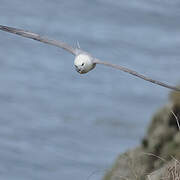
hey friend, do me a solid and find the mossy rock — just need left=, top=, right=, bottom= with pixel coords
left=103, top=147, right=149, bottom=180
left=103, top=87, right=180, bottom=180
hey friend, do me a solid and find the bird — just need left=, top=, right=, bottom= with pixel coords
left=0, top=24, right=179, bottom=92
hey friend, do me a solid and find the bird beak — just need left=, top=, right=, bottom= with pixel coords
left=75, top=66, right=81, bottom=73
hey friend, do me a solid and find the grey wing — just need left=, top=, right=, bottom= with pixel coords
left=0, top=25, right=77, bottom=56
left=94, top=58, right=180, bottom=92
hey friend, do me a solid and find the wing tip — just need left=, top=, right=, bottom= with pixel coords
left=0, top=25, right=17, bottom=33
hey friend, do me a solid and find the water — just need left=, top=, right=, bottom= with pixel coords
left=0, top=0, right=180, bottom=180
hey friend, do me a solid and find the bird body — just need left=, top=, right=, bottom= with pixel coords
left=74, top=53, right=96, bottom=74
left=0, top=24, right=179, bottom=92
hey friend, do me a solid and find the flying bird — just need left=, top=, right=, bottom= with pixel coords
left=0, top=24, right=179, bottom=92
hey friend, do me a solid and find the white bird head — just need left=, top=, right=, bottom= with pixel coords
left=74, top=53, right=96, bottom=74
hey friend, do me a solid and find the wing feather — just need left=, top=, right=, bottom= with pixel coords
left=94, top=58, right=180, bottom=92
left=0, top=25, right=77, bottom=55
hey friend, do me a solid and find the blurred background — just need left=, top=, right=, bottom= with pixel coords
left=0, top=0, right=180, bottom=180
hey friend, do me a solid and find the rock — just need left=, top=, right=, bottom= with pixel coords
left=103, top=89, right=180, bottom=180
left=147, top=159, right=180, bottom=180
left=103, top=147, right=148, bottom=180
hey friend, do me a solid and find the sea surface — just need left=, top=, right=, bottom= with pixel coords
left=0, top=1, right=180, bottom=180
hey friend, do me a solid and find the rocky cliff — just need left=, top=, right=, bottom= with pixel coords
left=103, top=88, right=180, bottom=180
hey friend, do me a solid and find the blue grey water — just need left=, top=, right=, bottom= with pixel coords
left=0, top=0, right=180, bottom=179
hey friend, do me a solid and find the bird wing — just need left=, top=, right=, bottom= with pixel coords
left=94, top=58, right=180, bottom=92
left=0, top=25, right=179, bottom=92
left=0, top=25, right=77, bottom=56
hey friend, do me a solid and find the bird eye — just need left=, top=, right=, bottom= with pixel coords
left=82, top=63, right=84, bottom=66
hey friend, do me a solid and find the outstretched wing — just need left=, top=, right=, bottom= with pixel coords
left=0, top=25, right=179, bottom=92
left=0, top=25, right=77, bottom=55
left=94, top=58, right=180, bottom=92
